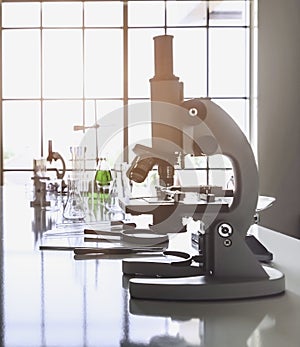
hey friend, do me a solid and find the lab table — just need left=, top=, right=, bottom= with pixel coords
left=1, top=185, right=300, bottom=347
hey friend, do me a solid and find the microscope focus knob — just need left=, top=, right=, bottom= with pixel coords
left=218, top=223, right=233, bottom=238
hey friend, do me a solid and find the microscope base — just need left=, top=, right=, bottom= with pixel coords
left=128, top=266, right=285, bottom=301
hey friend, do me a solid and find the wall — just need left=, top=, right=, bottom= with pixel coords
left=257, top=0, right=300, bottom=238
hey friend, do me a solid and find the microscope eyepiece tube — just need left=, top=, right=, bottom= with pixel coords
left=152, top=35, right=178, bottom=81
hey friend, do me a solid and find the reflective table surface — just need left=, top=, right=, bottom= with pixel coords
left=1, top=186, right=300, bottom=347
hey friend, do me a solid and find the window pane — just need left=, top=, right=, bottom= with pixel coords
left=213, top=98, right=249, bottom=138
left=80, top=103, right=124, bottom=169
left=128, top=28, right=163, bottom=98
left=84, top=29, right=123, bottom=98
left=128, top=1, right=165, bottom=27
left=209, top=154, right=232, bottom=169
left=43, top=29, right=83, bottom=98
left=208, top=155, right=233, bottom=189
left=209, top=28, right=247, bottom=97
left=169, top=28, right=207, bottom=98
left=2, top=30, right=41, bottom=98
left=4, top=172, right=33, bottom=187
left=209, top=169, right=233, bottom=189
left=209, top=0, right=249, bottom=27
left=128, top=101, right=152, bottom=162
left=43, top=100, right=84, bottom=168
left=96, top=107, right=124, bottom=167
left=2, top=3, right=40, bottom=28
left=84, top=100, right=123, bottom=130
left=177, top=155, right=208, bottom=188
left=167, top=1, right=207, bottom=26
left=3, top=101, right=41, bottom=168
left=84, top=1, right=123, bottom=27
left=42, top=2, right=83, bottom=27
left=81, top=100, right=123, bottom=169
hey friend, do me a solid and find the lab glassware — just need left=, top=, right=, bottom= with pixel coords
left=95, top=157, right=112, bottom=203
left=63, top=177, right=86, bottom=220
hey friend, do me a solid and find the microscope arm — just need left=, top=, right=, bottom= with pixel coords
left=175, top=98, right=267, bottom=279
left=46, top=140, right=66, bottom=180
left=181, top=98, right=258, bottom=240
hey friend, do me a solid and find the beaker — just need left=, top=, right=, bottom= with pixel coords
left=63, top=177, right=85, bottom=220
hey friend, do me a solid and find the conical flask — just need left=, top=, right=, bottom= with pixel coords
left=95, top=157, right=112, bottom=203
left=105, top=177, right=121, bottom=209
left=63, top=177, right=85, bottom=220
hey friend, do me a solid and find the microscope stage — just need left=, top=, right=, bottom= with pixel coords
left=119, top=196, right=230, bottom=218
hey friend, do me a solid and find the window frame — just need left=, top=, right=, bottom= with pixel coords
left=0, top=0, right=256, bottom=186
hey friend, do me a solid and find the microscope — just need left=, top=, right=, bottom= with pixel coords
left=30, top=158, right=51, bottom=208
left=121, top=35, right=285, bottom=300
left=30, top=140, right=66, bottom=207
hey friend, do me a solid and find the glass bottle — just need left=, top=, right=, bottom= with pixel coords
left=95, top=157, right=112, bottom=203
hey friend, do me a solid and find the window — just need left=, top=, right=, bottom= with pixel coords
left=1, top=0, right=253, bottom=188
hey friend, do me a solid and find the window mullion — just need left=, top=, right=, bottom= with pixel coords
left=123, top=1, right=128, bottom=163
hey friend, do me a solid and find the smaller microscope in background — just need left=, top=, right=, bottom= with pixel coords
left=30, top=140, right=66, bottom=208
left=30, top=157, right=50, bottom=208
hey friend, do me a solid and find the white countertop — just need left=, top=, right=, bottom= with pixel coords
left=1, top=186, right=300, bottom=347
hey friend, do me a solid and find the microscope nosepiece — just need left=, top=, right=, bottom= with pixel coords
left=127, top=156, right=156, bottom=183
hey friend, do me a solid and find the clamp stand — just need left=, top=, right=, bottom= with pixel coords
left=123, top=98, right=285, bottom=301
